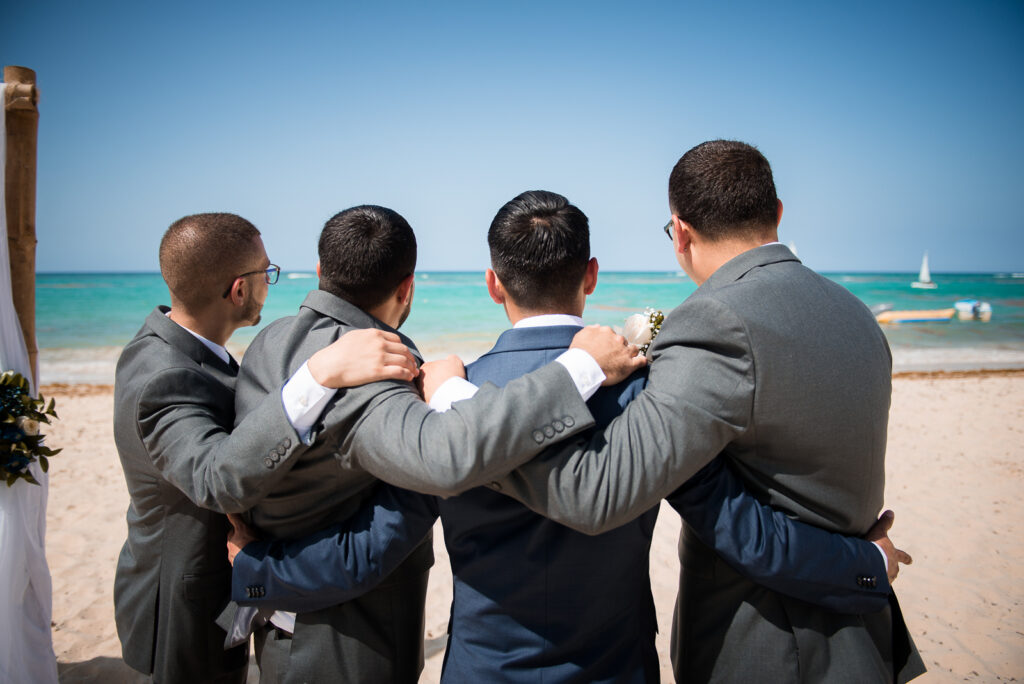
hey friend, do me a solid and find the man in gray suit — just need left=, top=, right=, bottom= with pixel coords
left=113, top=212, right=422, bottom=683
left=432, top=141, right=925, bottom=682
left=232, top=204, right=641, bottom=682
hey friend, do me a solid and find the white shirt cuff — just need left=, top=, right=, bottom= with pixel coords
left=871, top=541, right=889, bottom=579
left=429, top=376, right=479, bottom=412
left=555, top=348, right=606, bottom=401
left=281, top=361, right=338, bottom=444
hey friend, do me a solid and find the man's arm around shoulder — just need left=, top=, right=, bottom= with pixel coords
left=138, top=366, right=306, bottom=513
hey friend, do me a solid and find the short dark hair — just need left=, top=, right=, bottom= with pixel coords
left=668, top=140, right=779, bottom=241
left=488, top=190, right=590, bottom=311
left=159, top=212, right=263, bottom=310
left=318, top=205, right=417, bottom=310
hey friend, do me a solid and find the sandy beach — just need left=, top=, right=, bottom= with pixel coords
left=39, top=371, right=1024, bottom=683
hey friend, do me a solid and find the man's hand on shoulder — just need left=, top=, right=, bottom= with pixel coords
left=226, top=513, right=259, bottom=566
left=570, top=325, right=647, bottom=386
left=864, top=509, right=913, bottom=584
left=417, top=355, right=466, bottom=403
left=308, top=329, right=419, bottom=388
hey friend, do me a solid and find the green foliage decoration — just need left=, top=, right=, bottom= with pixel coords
left=0, top=371, right=61, bottom=486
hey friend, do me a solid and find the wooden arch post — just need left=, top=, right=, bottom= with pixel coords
left=4, top=66, right=39, bottom=385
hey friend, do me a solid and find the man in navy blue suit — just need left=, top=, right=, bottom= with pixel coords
left=228, top=191, right=906, bottom=681
left=431, top=190, right=659, bottom=679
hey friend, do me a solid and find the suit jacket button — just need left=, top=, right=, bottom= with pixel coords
left=263, top=457, right=275, bottom=469
left=532, top=430, right=545, bottom=444
left=544, top=425, right=555, bottom=438
left=552, top=419, right=565, bottom=432
left=271, top=452, right=281, bottom=463
left=856, top=574, right=877, bottom=588
left=282, top=438, right=291, bottom=449
left=275, top=445, right=286, bottom=456
left=563, top=416, right=575, bottom=428
left=490, top=481, right=502, bottom=491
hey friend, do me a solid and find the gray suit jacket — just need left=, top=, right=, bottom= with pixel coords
left=497, top=245, right=926, bottom=683
left=113, top=307, right=309, bottom=683
left=233, top=289, right=595, bottom=683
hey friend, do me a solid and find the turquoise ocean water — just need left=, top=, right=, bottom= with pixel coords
left=33, top=270, right=1024, bottom=383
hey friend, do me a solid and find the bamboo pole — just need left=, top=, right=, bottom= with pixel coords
left=4, top=66, right=39, bottom=386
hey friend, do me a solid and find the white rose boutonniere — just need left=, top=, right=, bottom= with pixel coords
left=622, top=308, right=665, bottom=356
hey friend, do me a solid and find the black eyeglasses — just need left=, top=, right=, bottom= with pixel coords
left=663, top=220, right=673, bottom=240
left=222, top=264, right=280, bottom=298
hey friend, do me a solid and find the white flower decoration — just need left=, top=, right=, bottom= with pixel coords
left=623, top=313, right=653, bottom=347
left=17, top=416, right=39, bottom=437
left=622, top=308, right=665, bottom=356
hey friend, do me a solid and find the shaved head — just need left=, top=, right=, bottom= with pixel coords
left=159, top=213, right=264, bottom=311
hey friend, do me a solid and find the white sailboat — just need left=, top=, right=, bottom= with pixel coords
left=911, top=252, right=937, bottom=289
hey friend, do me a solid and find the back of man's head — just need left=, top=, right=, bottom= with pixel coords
left=318, top=205, right=417, bottom=311
left=159, top=212, right=262, bottom=311
left=488, top=190, right=590, bottom=312
left=669, top=140, right=779, bottom=242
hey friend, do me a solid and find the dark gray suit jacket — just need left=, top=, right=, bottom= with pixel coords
left=233, top=289, right=595, bottom=683
left=113, top=307, right=309, bottom=683
left=497, top=245, right=926, bottom=683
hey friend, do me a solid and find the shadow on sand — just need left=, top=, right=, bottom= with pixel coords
left=58, top=656, right=261, bottom=682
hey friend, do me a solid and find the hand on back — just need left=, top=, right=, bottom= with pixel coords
left=864, top=509, right=913, bottom=584
left=417, top=355, right=467, bottom=403
left=308, top=329, right=419, bottom=388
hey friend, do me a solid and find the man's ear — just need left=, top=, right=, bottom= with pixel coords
left=397, top=273, right=415, bottom=305
left=485, top=269, right=506, bottom=305
left=582, top=257, right=599, bottom=296
left=672, top=216, right=693, bottom=257
left=316, top=261, right=321, bottom=279
left=776, top=199, right=784, bottom=227
left=226, top=275, right=246, bottom=307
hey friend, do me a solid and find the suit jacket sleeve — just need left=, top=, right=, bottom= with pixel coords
left=669, top=459, right=891, bottom=613
left=494, top=295, right=754, bottom=533
left=342, top=362, right=597, bottom=496
left=137, top=366, right=306, bottom=513
left=231, top=485, right=439, bottom=612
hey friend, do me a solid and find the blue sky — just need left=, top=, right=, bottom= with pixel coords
left=3, top=0, right=1022, bottom=273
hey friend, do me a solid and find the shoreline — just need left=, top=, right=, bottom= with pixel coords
left=38, top=364, right=1024, bottom=395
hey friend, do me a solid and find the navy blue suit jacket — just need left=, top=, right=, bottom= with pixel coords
left=232, top=326, right=891, bottom=679
left=437, top=325, right=658, bottom=681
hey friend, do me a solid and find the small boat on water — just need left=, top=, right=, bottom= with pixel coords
left=954, top=299, right=992, bottom=321
left=911, top=252, right=937, bottom=289
left=875, top=308, right=956, bottom=324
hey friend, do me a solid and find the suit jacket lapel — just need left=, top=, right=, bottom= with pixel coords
left=144, top=306, right=239, bottom=388
left=299, top=289, right=424, bottom=364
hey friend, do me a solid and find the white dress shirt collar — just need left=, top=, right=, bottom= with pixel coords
left=512, top=313, right=585, bottom=329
